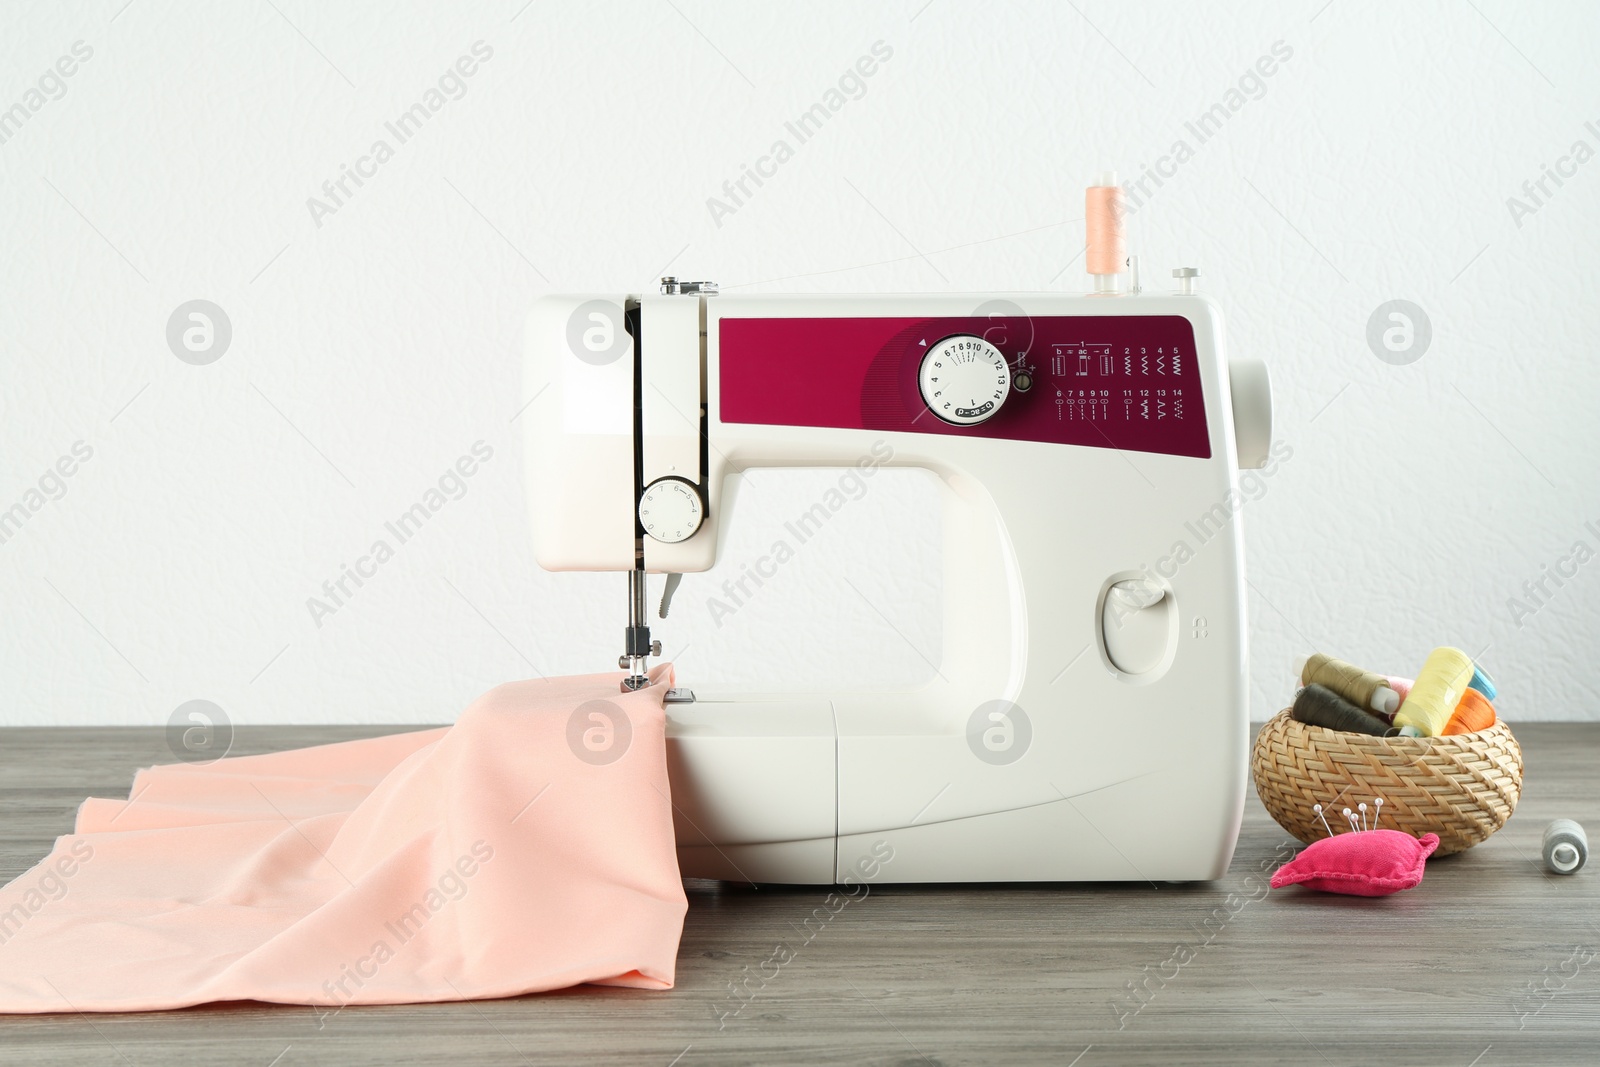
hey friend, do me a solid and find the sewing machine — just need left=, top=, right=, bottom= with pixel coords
left=525, top=191, right=1272, bottom=884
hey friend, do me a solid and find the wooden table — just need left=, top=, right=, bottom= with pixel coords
left=2, top=723, right=1596, bottom=1065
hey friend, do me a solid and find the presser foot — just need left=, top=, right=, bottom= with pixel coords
left=619, top=569, right=663, bottom=691
left=618, top=652, right=659, bottom=691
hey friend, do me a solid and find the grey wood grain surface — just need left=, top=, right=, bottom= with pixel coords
left=1, top=723, right=1597, bottom=1065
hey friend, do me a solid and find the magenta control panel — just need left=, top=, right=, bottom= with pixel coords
left=718, top=315, right=1211, bottom=459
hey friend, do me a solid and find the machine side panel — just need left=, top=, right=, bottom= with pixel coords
left=525, top=295, right=637, bottom=570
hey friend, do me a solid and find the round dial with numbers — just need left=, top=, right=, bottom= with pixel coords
left=638, top=477, right=703, bottom=543
left=918, top=335, right=1011, bottom=425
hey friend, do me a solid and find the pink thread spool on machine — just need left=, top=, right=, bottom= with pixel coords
left=525, top=174, right=1275, bottom=883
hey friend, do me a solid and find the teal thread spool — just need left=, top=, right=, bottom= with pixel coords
left=1543, top=819, right=1588, bottom=875
left=1469, top=663, right=1498, bottom=701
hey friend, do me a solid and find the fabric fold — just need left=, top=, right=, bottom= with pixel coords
left=0, top=667, right=686, bottom=1013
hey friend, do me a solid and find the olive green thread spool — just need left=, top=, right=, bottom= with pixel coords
left=1294, top=653, right=1400, bottom=718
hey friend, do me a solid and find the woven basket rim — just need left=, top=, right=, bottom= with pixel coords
left=1262, top=706, right=1515, bottom=748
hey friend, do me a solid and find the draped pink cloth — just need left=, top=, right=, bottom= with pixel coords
left=0, top=668, right=686, bottom=1014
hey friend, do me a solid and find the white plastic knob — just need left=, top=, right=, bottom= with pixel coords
left=1102, top=580, right=1171, bottom=676
left=919, top=335, right=1011, bottom=426
left=638, top=477, right=703, bottom=544
left=1229, top=359, right=1272, bottom=469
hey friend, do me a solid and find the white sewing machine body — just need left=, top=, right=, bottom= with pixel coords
left=526, top=287, right=1272, bottom=884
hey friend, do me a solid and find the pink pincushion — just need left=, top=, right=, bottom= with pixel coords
left=1271, top=829, right=1440, bottom=897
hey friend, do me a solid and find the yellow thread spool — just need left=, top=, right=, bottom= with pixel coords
left=1393, top=646, right=1475, bottom=737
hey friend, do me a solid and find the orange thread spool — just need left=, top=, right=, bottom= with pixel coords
left=1443, top=688, right=1496, bottom=735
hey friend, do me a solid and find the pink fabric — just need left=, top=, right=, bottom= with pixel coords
left=0, top=668, right=686, bottom=1014
left=1271, top=829, right=1440, bottom=897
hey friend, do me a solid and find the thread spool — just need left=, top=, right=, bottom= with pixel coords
left=1085, top=173, right=1126, bottom=291
left=1385, top=676, right=1414, bottom=705
left=1443, top=688, right=1496, bottom=736
left=1469, top=663, right=1498, bottom=701
left=1292, top=684, right=1399, bottom=736
left=1542, top=819, right=1588, bottom=875
left=1393, top=647, right=1475, bottom=737
left=1294, top=653, right=1400, bottom=717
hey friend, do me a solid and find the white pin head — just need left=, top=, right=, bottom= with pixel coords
left=1313, top=803, right=1335, bottom=838
left=1359, top=802, right=1369, bottom=831
left=1373, top=797, right=1384, bottom=829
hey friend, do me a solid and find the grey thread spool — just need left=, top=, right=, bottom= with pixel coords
left=1543, top=819, right=1588, bottom=875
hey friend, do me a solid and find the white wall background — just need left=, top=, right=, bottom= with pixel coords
left=3, top=0, right=1598, bottom=728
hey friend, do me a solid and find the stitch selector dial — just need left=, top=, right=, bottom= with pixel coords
left=638, top=477, right=703, bottom=543
left=918, top=335, right=1011, bottom=425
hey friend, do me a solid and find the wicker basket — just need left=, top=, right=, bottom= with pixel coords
left=1252, top=709, right=1523, bottom=855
